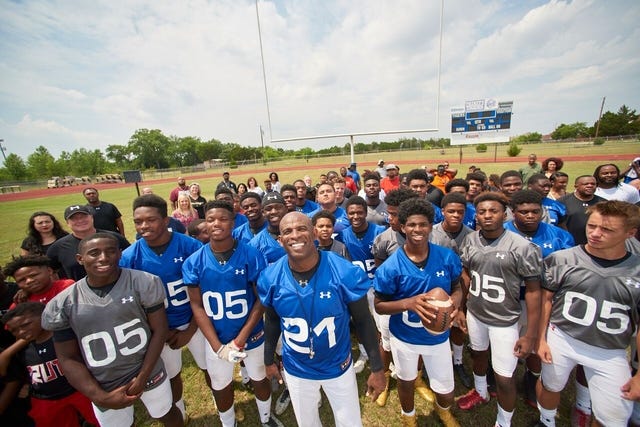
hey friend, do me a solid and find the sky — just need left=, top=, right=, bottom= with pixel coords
left=1, top=0, right=639, bottom=160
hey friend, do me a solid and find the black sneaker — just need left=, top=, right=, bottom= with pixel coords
left=523, top=371, right=538, bottom=409
left=262, top=414, right=285, bottom=427
left=453, top=363, right=472, bottom=389
left=274, top=388, right=291, bottom=415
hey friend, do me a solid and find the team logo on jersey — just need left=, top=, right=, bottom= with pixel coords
left=298, top=280, right=308, bottom=287
left=436, top=270, right=445, bottom=277
left=625, top=278, right=640, bottom=288
left=495, top=252, right=505, bottom=259
left=319, top=291, right=332, bottom=299
left=174, top=257, right=184, bottom=263
left=235, top=269, right=245, bottom=275
left=121, top=296, right=134, bottom=304
left=38, top=348, right=47, bottom=355
left=542, top=243, right=553, bottom=249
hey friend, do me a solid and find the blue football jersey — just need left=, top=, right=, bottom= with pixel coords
left=120, top=232, right=201, bottom=329
left=464, top=202, right=476, bottom=229
left=258, top=251, right=369, bottom=380
left=296, top=199, right=319, bottom=214
left=182, top=242, right=267, bottom=350
left=249, top=228, right=286, bottom=264
left=374, top=244, right=462, bottom=345
left=232, top=220, right=267, bottom=243
left=504, top=221, right=575, bottom=258
left=542, top=197, right=566, bottom=225
left=234, top=213, right=248, bottom=229
left=336, top=223, right=385, bottom=281
left=307, top=207, right=350, bottom=233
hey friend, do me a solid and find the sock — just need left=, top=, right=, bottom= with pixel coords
left=175, top=398, right=186, bottom=420
left=401, top=409, right=416, bottom=417
left=219, top=405, right=236, bottom=427
left=496, top=404, right=513, bottom=427
left=256, top=396, right=272, bottom=423
left=473, top=374, right=489, bottom=399
left=538, top=403, right=556, bottom=427
left=358, top=343, right=368, bottom=360
left=574, top=380, right=591, bottom=414
left=452, top=343, right=464, bottom=365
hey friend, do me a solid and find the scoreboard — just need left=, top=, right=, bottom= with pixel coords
left=450, top=99, right=513, bottom=145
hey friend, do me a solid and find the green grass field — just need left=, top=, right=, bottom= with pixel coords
left=2, top=140, right=638, bottom=426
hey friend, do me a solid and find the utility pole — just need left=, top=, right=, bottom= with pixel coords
left=594, top=96, right=606, bottom=138
left=0, top=139, right=7, bottom=162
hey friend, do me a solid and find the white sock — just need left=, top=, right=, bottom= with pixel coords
left=574, top=380, right=591, bottom=414
left=241, top=365, right=250, bottom=383
left=537, top=403, right=556, bottom=427
left=219, top=405, right=236, bottom=427
left=256, top=396, right=272, bottom=423
left=358, top=343, right=368, bottom=360
left=496, top=404, right=513, bottom=427
left=473, top=374, right=489, bottom=399
left=175, top=398, right=186, bottom=420
left=401, top=409, right=416, bottom=417
left=452, top=343, right=464, bottom=365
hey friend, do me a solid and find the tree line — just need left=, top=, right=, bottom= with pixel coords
left=1, top=104, right=637, bottom=181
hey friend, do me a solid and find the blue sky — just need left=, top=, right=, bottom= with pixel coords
left=1, top=0, right=638, bottom=160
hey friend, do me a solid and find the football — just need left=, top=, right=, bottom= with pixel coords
left=421, top=287, right=454, bottom=335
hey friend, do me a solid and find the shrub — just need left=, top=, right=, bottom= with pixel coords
left=476, top=144, right=488, bottom=153
left=593, top=138, right=605, bottom=146
left=507, top=142, right=522, bottom=157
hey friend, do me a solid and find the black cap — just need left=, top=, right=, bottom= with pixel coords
left=262, top=192, right=285, bottom=207
left=64, top=205, right=93, bottom=220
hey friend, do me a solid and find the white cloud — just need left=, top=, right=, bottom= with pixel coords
left=0, top=0, right=638, bottom=158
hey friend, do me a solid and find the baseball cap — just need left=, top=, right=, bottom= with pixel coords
left=64, top=205, right=93, bottom=220
left=378, top=159, right=384, bottom=165
left=262, top=192, right=285, bottom=207
left=633, top=157, right=640, bottom=164
left=349, top=162, right=357, bottom=167
left=385, top=163, right=398, bottom=170
left=223, top=170, right=230, bottom=175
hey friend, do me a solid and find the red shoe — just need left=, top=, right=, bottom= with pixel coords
left=571, top=406, right=591, bottom=427
left=457, top=389, right=489, bottom=410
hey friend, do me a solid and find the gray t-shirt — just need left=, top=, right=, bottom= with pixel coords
left=371, top=228, right=405, bottom=263
left=460, top=230, right=542, bottom=326
left=42, top=268, right=166, bottom=392
left=429, top=223, right=474, bottom=255
left=544, top=246, right=640, bottom=350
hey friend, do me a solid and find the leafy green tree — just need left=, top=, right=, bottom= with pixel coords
left=2, top=153, right=28, bottom=180
left=513, top=132, right=542, bottom=143
left=106, top=144, right=133, bottom=166
left=594, top=105, right=640, bottom=136
left=196, top=139, right=224, bottom=161
left=27, top=146, right=56, bottom=178
left=550, top=122, right=591, bottom=140
left=127, top=129, right=170, bottom=169
left=69, top=149, right=107, bottom=175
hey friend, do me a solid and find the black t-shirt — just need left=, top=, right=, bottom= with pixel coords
left=558, top=194, right=605, bottom=245
left=88, top=202, right=122, bottom=233
left=0, top=282, right=19, bottom=349
left=47, top=231, right=130, bottom=280
left=22, top=337, right=75, bottom=400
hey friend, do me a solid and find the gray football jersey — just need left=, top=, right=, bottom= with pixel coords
left=626, top=237, right=640, bottom=255
left=429, top=223, right=473, bottom=255
left=371, top=227, right=405, bottom=262
left=460, top=230, right=543, bottom=326
left=545, top=247, right=640, bottom=349
left=42, top=268, right=166, bottom=391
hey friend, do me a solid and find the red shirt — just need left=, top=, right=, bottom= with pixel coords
left=380, top=176, right=400, bottom=193
left=10, top=279, right=75, bottom=309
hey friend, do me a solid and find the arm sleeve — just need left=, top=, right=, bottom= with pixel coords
left=348, top=296, right=383, bottom=373
left=263, top=307, right=281, bottom=366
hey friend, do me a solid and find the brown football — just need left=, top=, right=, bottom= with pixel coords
left=421, top=287, right=454, bottom=335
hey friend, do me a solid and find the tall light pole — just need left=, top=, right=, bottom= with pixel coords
left=0, top=139, right=7, bottom=162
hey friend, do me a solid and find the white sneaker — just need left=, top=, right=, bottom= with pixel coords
left=353, top=354, right=368, bottom=374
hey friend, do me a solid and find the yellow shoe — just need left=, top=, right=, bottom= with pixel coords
left=375, top=370, right=391, bottom=407
left=235, top=407, right=245, bottom=422
left=414, top=376, right=436, bottom=404
left=401, top=412, right=418, bottom=427
left=436, top=406, right=461, bottom=427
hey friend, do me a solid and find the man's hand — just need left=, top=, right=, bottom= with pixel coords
left=453, top=310, right=467, bottom=334
left=514, top=335, right=535, bottom=358
left=265, top=363, right=283, bottom=385
left=167, top=328, right=195, bottom=350
left=537, top=339, right=553, bottom=364
left=217, top=343, right=247, bottom=363
left=621, top=375, right=640, bottom=401
left=95, top=383, right=140, bottom=409
left=366, top=370, right=387, bottom=401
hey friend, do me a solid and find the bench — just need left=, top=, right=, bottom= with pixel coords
left=0, top=185, right=21, bottom=193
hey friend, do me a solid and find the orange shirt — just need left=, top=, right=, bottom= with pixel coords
left=380, top=176, right=400, bottom=193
